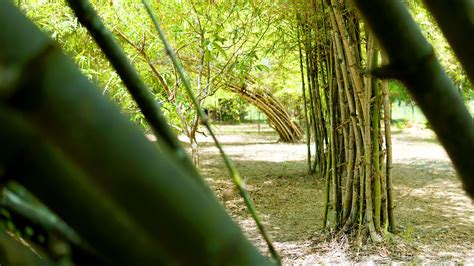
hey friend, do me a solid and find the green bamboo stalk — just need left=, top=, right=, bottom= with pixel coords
left=329, top=0, right=366, bottom=112
left=351, top=0, right=474, bottom=199
left=140, top=1, right=280, bottom=263
left=325, top=3, right=367, bottom=236
left=303, top=25, right=321, bottom=172
left=381, top=54, right=395, bottom=231
left=368, top=40, right=382, bottom=233
left=422, top=0, right=474, bottom=84
left=328, top=44, right=341, bottom=227
left=362, top=35, right=380, bottom=242
left=357, top=160, right=364, bottom=238
left=333, top=37, right=352, bottom=222
left=297, top=17, right=312, bottom=173
left=303, top=10, right=324, bottom=173
left=333, top=30, right=362, bottom=231
left=372, top=80, right=382, bottom=233
left=321, top=145, right=331, bottom=229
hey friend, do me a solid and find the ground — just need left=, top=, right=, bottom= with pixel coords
left=192, top=123, right=473, bottom=264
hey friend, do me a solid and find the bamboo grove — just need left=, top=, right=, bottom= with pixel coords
left=2, top=0, right=474, bottom=264
left=294, top=0, right=394, bottom=240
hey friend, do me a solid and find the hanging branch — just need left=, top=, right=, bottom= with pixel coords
left=114, top=29, right=196, bottom=151
left=140, top=1, right=281, bottom=264
left=64, top=0, right=201, bottom=183
left=351, top=0, right=474, bottom=199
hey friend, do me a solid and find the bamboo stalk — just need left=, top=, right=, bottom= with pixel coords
left=368, top=38, right=382, bottom=233
left=333, top=29, right=362, bottom=231
left=328, top=43, right=342, bottom=227
left=304, top=37, right=321, bottom=171
left=322, top=145, right=332, bottom=229
left=297, top=18, right=312, bottom=172
left=381, top=54, right=395, bottom=232
left=297, top=28, right=311, bottom=172
left=362, top=35, right=381, bottom=242
left=328, top=0, right=366, bottom=110
left=334, top=43, right=354, bottom=224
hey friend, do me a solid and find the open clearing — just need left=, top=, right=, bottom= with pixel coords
left=194, top=124, right=473, bottom=264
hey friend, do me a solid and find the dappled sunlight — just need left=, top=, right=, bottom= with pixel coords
left=178, top=124, right=308, bottom=163
left=236, top=218, right=354, bottom=265
left=202, top=125, right=474, bottom=264
left=196, top=124, right=310, bottom=163
left=392, top=128, right=474, bottom=261
left=392, top=128, right=451, bottom=165
left=208, top=143, right=309, bottom=163
left=278, top=238, right=351, bottom=265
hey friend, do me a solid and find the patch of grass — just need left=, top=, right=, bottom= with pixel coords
left=401, top=224, right=415, bottom=243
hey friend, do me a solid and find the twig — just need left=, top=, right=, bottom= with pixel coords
left=65, top=0, right=202, bottom=183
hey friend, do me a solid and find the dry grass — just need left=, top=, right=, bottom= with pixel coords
left=195, top=124, right=473, bottom=264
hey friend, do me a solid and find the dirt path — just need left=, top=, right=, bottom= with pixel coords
left=196, top=124, right=473, bottom=264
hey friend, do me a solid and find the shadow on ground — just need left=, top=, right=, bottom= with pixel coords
left=195, top=124, right=473, bottom=264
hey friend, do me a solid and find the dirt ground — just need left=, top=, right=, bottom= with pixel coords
left=194, top=123, right=473, bottom=264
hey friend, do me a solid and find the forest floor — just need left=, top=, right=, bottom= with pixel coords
left=193, top=123, right=473, bottom=265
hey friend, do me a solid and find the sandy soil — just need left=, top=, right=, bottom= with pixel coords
left=195, top=124, right=473, bottom=264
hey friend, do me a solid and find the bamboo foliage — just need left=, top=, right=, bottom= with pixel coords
left=294, top=0, right=394, bottom=240
left=422, top=0, right=474, bottom=84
